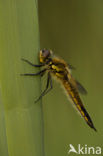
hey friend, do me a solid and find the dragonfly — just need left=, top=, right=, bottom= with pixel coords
left=21, top=49, right=97, bottom=131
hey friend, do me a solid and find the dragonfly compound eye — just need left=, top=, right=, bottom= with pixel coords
left=42, top=49, right=50, bottom=59
left=39, top=49, right=52, bottom=63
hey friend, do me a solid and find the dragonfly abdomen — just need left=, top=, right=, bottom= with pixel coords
left=62, top=80, right=97, bottom=131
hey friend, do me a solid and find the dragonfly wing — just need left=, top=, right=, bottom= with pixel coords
left=68, top=63, right=76, bottom=70
left=75, top=80, right=87, bottom=95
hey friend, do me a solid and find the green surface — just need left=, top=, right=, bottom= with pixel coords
left=39, top=1, right=103, bottom=156
left=0, top=1, right=44, bottom=156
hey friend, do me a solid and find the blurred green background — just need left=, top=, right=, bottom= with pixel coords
left=39, top=0, right=103, bottom=156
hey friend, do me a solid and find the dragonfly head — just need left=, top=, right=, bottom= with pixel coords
left=39, top=49, right=53, bottom=63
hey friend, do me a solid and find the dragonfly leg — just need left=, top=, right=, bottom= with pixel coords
left=21, top=58, right=44, bottom=67
left=35, top=72, right=53, bottom=103
left=20, top=69, right=46, bottom=76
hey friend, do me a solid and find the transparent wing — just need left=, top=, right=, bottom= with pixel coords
left=68, top=63, right=76, bottom=70
left=76, top=80, right=87, bottom=95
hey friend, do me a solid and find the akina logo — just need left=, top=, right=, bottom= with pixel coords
left=68, top=144, right=102, bottom=155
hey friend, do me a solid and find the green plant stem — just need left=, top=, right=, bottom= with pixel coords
left=0, top=0, right=44, bottom=156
